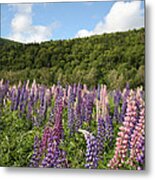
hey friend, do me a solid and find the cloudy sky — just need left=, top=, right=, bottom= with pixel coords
left=1, top=0, right=144, bottom=43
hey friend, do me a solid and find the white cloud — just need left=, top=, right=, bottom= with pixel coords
left=8, top=4, right=57, bottom=43
left=76, top=1, right=144, bottom=38
left=76, top=29, right=93, bottom=38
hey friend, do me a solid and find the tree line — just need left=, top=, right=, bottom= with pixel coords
left=0, top=28, right=145, bottom=89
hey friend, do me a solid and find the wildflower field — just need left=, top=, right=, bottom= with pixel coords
left=0, top=80, right=145, bottom=169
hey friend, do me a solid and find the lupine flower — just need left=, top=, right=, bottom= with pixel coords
left=41, top=134, right=60, bottom=167
left=97, top=84, right=100, bottom=101
left=113, top=90, right=121, bottom=122
left=108, top=90, right=140, bottom=169
left=80, top=96, right=86, bottom=122
left=0, top=79, right=145, bottom=170
left=119, top=83, right=130, bottom=123
left=0, top=80, right=9, bottom=116
left=21, top=88, right=28, bottom=114
left=10, top=85, right=17, bottom=111
left=13, top=82, right=21, bottom=110
left=96, top=84, right=108, bottom=121
left=18, top=82, right=27, bottom=115
left=0, top=81, right=8, bottom=106
left=39, top=127, right=52, bottom=157
left=79, top=129, right=98, bottom=169
left=97, top=116, right=106, bottom=159
left=38, top=86, right=47, bottom=123
left=74, top=83, right=83, bottom=131
left=68, top=86, right=75, bottom=134
left=27, top=85, right=35, bottom=119
left=55, top=149, right=69, bottom=168
left=40, top=128, right=68, bottom=168
left=29, top=136, right=40, bottom=167
left=84, top=93, right=94, bottom=123
left=96, top=85, right=113, bottom=145
left=39, top=87, right=65, bottom=168
left=127, top=89, right=145, bottom=169
left=105, top=112, right=113, bottom=145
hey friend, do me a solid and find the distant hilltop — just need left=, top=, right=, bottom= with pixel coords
left=0, top=28, right=145, bottom=89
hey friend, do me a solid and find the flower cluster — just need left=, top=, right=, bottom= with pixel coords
left=96, top=85, right=113, bottom=150
left=97, top=116, right=106, bottom=159
left=30, top=87, right=68, bottom=168
left=29, top=136, right=41, bottom=167
left=127, top=88, right=145, bottom=169
left=0, top=80, right=9, bottom=115
left=84, top=93, right=94, bottom=123
left=0, top=80, right=145, bottom=169
left=108, top=89, right=145, bottom=169
left=79, top=129, right=98, bottom=169
left=119, top=83, right=130, bottom=123
left=68, top=86, right=75, bottom=135
left=113, top=90, right=121, bottom=122
left=74, top=84, right=83, bottom=131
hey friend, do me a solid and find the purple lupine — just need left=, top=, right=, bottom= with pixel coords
left=113, top=90, right=121, bottom=122
left=0, top=80, right=9, bottom=116
left=39, top=95, right=47, bottom=125
left=27, top=85, right=35, bottom=120
left=40, top=127, right=67, bottom=168
left=68, top=86, right=75, bottom=134
left=39, top=127, right=52, bottom=158
left=32, top=84, right=39, bottom=121
left=97, top=84, right=100, bottom=101
left=40, top=87, right=65, bottom=168
left=41, top=135, right=60, bottom=167
left=84, top=93, right=94, bottom=123
left=10, top=86, right=17, bottom=111
left=41, top=122, right=67, bottom=168
left=29, top=126, right=56, bottom=168
left=13, top=83, right=21, bottom=110
left=18, top=82, right=27, bottom=115
left=63, top=87, right=68, bottom=107
left=119, top=83, right=130, bottom=123
left=55, top=149, right=69, bottom=168
left=29, top=136, right=40, bottom=167
left=74, top=83, right=83, bottom=131
left=97, top=116, right=106, bottom=159
left=81, top=92, right=87, bottom=121
left=21, top=88, right=28, bottom=114
left=54, top=85, right=63, bottom=124
left=31, top=113, right=66, bottom=168
left=38, top=86, right=47, bottom=123
left=0, top=80, right=8, bottom=106
left=53, top=84, right=64, bottom=139
left=79, top=129, right=98, bottom=169
left=105, top=109, right=113, bottom=145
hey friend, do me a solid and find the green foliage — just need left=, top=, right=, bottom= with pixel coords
left=0, top=102, right=43, bottom=167
left=0, top=92, right=142, bottom=169
left=0, top=28, right=144, bottom=89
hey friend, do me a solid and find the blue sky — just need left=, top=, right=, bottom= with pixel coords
left=1, top=0, right=144, bottom=43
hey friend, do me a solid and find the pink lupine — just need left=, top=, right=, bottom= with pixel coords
left=127, top=89, right=145, bottom=169
left=108, top=90, right=138, bottom=169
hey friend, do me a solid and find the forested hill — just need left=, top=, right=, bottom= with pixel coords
left=0, top=28, right=145, bottom=89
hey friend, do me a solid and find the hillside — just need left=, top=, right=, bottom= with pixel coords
left=0, top=28, right=145, bottom=89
